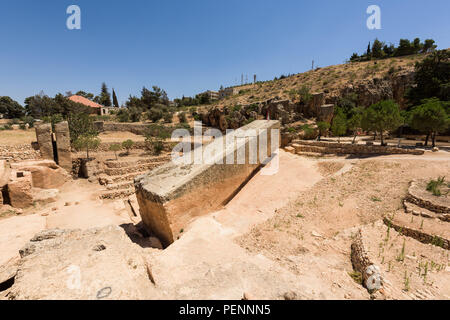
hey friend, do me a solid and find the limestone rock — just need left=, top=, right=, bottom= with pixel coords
left=10, top=160, right=70, bottom=189
left=54, top=121, right=72, bottom=172
left=34, top=123, right=54, bottom=160
left=8, top=226, right=162, bottom=300
left=7, top=173, right=33, bottom=209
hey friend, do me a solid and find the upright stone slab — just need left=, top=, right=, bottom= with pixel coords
left=54, top=121, right=72, bottom=172
left=134, top=120, right=280, bottom=247
left=35, top=123, right=54, bottom=161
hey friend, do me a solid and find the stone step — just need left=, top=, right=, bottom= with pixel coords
left=105, top=181, right=134, bottom=191
left=104, top=161, right=167, bottom=176
left=295, top=151, right=338, bottom=158
left=100, top=188, right=135, bottom=200
left=403, top=200, right=449, bottom=221
left=100, top=171, right=148, bottom=185
left=104, top=156, right=171, bottom=169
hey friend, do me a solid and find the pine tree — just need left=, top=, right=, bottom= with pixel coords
left=112, top=89, right=119, bottom=108
left=99, top=83, right=112, bottom=107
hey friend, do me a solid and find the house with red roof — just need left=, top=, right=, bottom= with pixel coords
left=68, top=95, right=116, bottom=115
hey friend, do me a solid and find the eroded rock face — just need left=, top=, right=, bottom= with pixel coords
left=7, top=226, right=162, bottom=300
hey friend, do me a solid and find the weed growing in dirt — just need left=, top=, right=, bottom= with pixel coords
left=426, top=176, right=447, bottom=196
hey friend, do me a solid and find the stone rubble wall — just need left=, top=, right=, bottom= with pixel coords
left=0, top=145, right=40, bottom=162
left=351, top=230, right=383, bottom=293
left=94, top=122, right=150, bottom=135
left=383, top=217, right=449, bottom=250
left=406, top=180, right=450, bottom=214
left=290, top=140, right=424, bottom=156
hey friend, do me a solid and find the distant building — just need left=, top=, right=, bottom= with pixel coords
left=68, top=95, right=116, bottom=115
left=219, top=87, right=240, bottom=99
left=201, top=90, right=219, bottom=101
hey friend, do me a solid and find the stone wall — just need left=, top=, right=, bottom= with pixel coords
left=290, top=140, right=425, bottom=156
left=134, top=120, right=280, bottom=247
left=384, top=217, right=449, bottom=250
left=94, top=122, right=150, bottom=135
left=350, top=230, right=383, bottom=292
left=406, top=180, right=450, bottom=214
left=0, top=145, right=40, bottom=162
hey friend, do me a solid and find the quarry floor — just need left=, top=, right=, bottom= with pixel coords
left=1, top=150, right=449, bottom=299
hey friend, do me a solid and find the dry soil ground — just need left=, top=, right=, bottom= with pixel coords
left=1, top=148, right=449, bottom=299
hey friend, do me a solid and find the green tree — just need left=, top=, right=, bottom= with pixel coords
left=409, top=98, right=449, bottom=147
left=141, top=86, right=169, bottom=109
left=316, top=121, right=330, bottom=141
left=347, top=107, right=364, bottom=144
left=75, top=91, right=95, bottom=100
left=109, top=143, right=122, bottom=160
left=372, top=39, right=384, bottom=59
left=178, top=112, right=187, bottom=123
left=349, top=53, right=360, bottom=62
left=112, top=89, right=119, bottom=108
left=68, top=113, right=98, bottom=143
left=395, top=39, right=414, bottom=56
left=0, top=96, right=25, bottom=119
left=73, top=134, right=100, bottom=159
left=413, top=38, right=423, bottom=54
left=147, top=107, right=164, bottom=122
left=408, top=50, right=450, bottom=104
left=99, top=83, right=112, bottom=107
left=122, top=139, right=134, bottom=155
left=331, top=108, right=347, bottom=143
left=24, top=93, right=59, bottom=118
left=422, top=39, right=437, bottom=53
left=362, top=100, right=403, bottom=145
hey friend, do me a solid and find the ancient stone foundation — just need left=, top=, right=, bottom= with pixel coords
left=134, top=120, right=280, bottom=247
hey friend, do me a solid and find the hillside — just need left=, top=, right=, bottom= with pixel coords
left=199, top=53, right=428, bottom=112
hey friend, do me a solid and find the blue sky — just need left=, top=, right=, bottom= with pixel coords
left=1, top=0, right=449, bottom=105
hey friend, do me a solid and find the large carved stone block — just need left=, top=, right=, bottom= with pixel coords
left=54, top=121, right=72, bottom=172
left=34, top=123, right=54, bottom=161
left=135, top=120, right=280, bottom=247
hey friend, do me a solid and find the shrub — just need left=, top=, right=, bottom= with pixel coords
left=163, top=112, right=173, bottom=123
left=122, top=139, right=134, bottom=155
left=73, top=134, right=100, bottom=159
left=117, top=109, right=130, bottom=122
left=178, top=112, right=187, bottom=123
left=426, top=176, right=446, bottom=196
left=109, top=143, right=122, bottom=160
